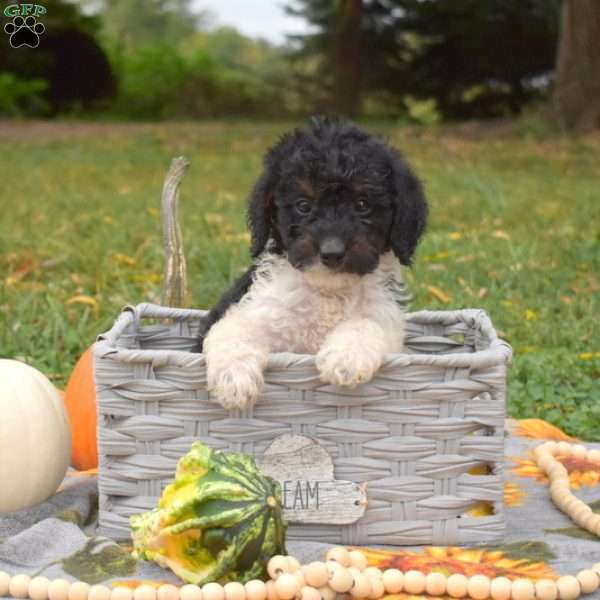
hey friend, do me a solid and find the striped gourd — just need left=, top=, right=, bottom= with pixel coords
left=130, top=442, right=286, bottom=584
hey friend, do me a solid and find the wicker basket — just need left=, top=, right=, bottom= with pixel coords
left=93, top=302, right=511, bottom=546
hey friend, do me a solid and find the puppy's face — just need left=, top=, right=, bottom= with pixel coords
left=274, top=174, right=392, bottom=275
left=248, top=118, right=428, bottom=272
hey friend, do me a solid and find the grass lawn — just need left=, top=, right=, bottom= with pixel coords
left=1, top=120, right=599, bottom=439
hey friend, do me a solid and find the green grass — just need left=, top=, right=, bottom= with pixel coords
left=1, top=120, right=599, bottom=439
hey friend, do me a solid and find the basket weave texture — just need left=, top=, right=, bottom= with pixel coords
left=93, top=303, right=511, bottom=546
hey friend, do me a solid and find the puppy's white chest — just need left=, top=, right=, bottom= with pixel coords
left=292, top=291, right=350, bottom=353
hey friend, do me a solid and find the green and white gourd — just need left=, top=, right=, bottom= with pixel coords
left=130, top=442, right=287, bottom=584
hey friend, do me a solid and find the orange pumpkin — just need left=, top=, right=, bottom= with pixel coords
left=63, top=346, right=97, bottom=470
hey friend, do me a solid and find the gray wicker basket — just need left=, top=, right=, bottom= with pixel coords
left=93, top=302, right=511, bottom=546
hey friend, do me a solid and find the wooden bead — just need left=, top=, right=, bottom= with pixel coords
left=348, top=551, right=368, bottom=571
left=69, top=582, right=91, bottom=600
left=571, top=444, right=587, bottom=459
left=316, top=586, right=335, bottom=600
left=548, top=464, right=568, bottom=480
left=302, top=563, right=329, bottom=589
left=268, top=556, right=292, bottom=579
left=111, top=587, right=133, bottom=600
left=48, top=579, right=71, bottom=600
left=134, top=585, right=158, bottom=600
left=29, top=576, right=51, bottom=600
left=425, top=572, right=446, bottom=596
left=292, top=572, right=305, bottom=589
left=244, top=581, right=266, bottom=600
left=542, top=441, right=558, bottom=455
left=328, top=566, right=353, bottom=593
left=510, top=578, right=534, bottom=600
left=89, top=585, right=112, bottom=600
left=580, top=512, right=600, bottom=532
left=349, top=573, right=372, bottom=598
left=287, top=557, right=301, bottom=573
left=467, top=574, right=490, bottom=600
left=556, top=442, right=572, bottom=457
left=179, top=586, right=201, bottom=600
left=363, top=567, right=383, bottom=580
left=298, top=587, right=320, bottom=600
left=0, top=572, right=10, bottom=597
left=224, top=582, right=245, bottom=600
left=265, top=581, right=278, bottom=600
left=446, top=574, right=469, bottom=599
left=157, top=585, right=180, bottom=600
left=587, top=449, right=600, bottom=463
left=576, top=569, right=599, bottom=594
left=325, top=547, right=351, bottom=567
left=489, top=577, right=511, bottom=600
left=403, top=571, right=426, bottom=595
left=274, top=574, right=300, bottom=600
left=367, top=577, right=384, bottom=600
left=10, top=575, right=32, bottom=599
left=382, top=569, right=404, bottom=593
left=538, top=455, right=555, bottom=472
left=556, top=576, right=581, bottom=600
left=534, top=579, right=557, bottom=600
left=203, top=583, right=225, bottom=600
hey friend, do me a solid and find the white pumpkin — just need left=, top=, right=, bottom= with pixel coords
left=0, top=359, right=71, bottom=513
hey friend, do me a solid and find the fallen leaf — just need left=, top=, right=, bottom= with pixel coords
left=427, top=285, right=452, bottom=303
left=448, top=232, right=463, bottom=240
left=112, top=253, right=137, bottom=267
left=424, top=250, right=451, bottom=262
left=478, top=287, right=488, bottom=298
left=492, top=230, right=511, bottom=240
left=66, top=295, right=98, bottom=307
left=525, top=309, right=538, bottom=321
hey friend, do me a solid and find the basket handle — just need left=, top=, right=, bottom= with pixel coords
left=97, top=303, right=207, bottom=347
left=160, top=156, right=190, bottom=308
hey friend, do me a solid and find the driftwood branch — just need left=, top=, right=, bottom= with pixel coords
left=160, top=156, right=190, bottom=308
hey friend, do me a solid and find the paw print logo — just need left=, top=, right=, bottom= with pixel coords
left=4, top=15, right=45, bottom=48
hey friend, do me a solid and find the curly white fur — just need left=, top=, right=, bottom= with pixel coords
left=203, top=251, right=406, bottom=408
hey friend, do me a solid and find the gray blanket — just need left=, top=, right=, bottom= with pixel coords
left=2, top=419, right=600, bottom=598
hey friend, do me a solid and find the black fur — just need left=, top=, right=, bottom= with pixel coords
left=197, top=117, right=428, bottom=350
left=196, top=264, right=257, bottom=348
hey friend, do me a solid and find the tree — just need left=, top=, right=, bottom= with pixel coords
left=287, top=0, right=366, bottom=116
left=0, top=0, right=115, bottom=114
left=87, top=0, right=208, bottom=52
left=333, top=0, right=363, bottom=116
left=552, top=0, right=600, bottom=132
left=287, top=0, right=560, bottom=119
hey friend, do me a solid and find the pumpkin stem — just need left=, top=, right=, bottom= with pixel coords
left=161, top=156, right=190, bottom=308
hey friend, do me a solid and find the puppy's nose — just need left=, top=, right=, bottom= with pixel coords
left=320, top=238, right=346, bottom=267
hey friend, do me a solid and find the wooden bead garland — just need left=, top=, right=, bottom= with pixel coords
left=1, top=442, right=600, bottom=600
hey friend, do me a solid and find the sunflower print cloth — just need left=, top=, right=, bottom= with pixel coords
left=1, top=419, right=600, bottom=599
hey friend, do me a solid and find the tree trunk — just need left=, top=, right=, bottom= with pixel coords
left=333, top=0, right=363, bottom=117
left=552, top=0, right=600, bottom=132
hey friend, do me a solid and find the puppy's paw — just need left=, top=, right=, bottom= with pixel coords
left=207, top=360, right=264, bottom=410
left=316, top=344, right=382, bottom=388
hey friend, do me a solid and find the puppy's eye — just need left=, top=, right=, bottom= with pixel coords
left=295, top=199, right=312, bottom=215
left=355, top=198, right=370, bottom=214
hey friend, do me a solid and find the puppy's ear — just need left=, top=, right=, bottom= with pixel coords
left=388, top=153, right=428, bottom=266
left=247, top=169, right=276, bottom=258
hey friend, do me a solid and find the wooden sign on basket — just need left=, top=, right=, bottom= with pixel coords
left=257, top=434, right=367, bottom=525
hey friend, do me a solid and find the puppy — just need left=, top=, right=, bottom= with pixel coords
left=199, top=118, right=427, bottom=409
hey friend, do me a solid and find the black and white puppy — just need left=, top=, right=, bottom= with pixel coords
left=200, top=118, right=427, bottom=409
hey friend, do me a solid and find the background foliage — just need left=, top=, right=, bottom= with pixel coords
left=0, top=0, right=563, bottom=120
